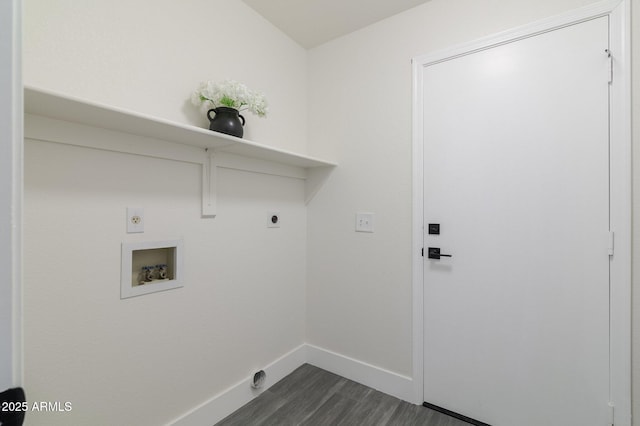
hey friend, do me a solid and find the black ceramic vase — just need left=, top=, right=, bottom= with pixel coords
left=207, top=107, right=245, bottom=138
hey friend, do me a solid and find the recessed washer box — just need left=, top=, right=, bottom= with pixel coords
left=121, top=239, right=183, bottom=299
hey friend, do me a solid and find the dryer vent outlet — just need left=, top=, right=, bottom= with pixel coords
left=250, top=370, right=266, bottom=389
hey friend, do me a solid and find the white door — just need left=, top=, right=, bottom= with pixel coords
left=422, top=17, right=610, bottom=426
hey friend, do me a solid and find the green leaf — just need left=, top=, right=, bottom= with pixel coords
left=220, top=95, right=236, bottom=108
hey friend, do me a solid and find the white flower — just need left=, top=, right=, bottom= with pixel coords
left=191, top=79, right=268, bottom=117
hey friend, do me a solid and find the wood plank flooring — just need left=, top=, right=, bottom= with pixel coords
left=216, top=364, right=472, bottom=426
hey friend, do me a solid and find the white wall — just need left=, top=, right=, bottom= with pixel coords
left=23, top=1, right=308, bottom=425
left=23, top=0, right=307, bottom=153
left=306, top=0, right=624, bottom=384
left=0, top=0, right=22, bottom=390
left=24, top=141, right=307, bottom=426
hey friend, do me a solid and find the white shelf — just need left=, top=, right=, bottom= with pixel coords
left=24, top=86, right=336, bottom=169
left=24, top=86, right=336, bottom=216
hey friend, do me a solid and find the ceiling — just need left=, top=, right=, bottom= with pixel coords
left=241, top=0, right=431, bottom=49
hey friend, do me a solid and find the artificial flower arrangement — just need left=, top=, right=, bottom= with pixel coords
left=191, top=79, right=268, bottom=117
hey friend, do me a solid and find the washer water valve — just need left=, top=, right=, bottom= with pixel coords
left=139, top=264, right=169, bottom=284
left=141, top=266, right=155, bottom=283
left=156, top=264, right=168, bottom=280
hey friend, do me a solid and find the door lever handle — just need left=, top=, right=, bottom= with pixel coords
left=427, top=247, right=452, bottom=260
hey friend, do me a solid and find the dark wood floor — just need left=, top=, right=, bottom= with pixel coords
left=216, top=364, right=472, bottom=426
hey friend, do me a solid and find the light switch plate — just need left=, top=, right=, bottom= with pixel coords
left=355, top=212, right=374, bottom=233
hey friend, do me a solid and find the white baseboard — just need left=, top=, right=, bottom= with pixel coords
left=169, top=343, right=416, bottom=426
left=168, top=344, right=307, bottom=426
left=305, top=344, right=415, bottom=403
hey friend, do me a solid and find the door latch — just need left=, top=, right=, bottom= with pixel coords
left=427, top=247, right=452, bottom=260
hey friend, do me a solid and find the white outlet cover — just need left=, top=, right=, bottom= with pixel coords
left=127, top=207, right=144, bottom=233
left=356, top=212, right=374, bottom=233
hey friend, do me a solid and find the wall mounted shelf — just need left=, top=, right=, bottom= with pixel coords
left=24, top=86, right=336, bottom=216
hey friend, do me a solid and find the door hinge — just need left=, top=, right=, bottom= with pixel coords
left=421, top=248, right=424, bottom=257
left=608, top=401, right=614, bottom=426
left=606, top=49, right=613, bottom=84
left=608, top=231, right=615, bottom=256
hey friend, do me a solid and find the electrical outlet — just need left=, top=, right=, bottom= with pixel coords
left=356, top=212, right=374, bottom=233
left=127, top=207, right=144, bottom=233
left=267, top=212, right=281, bottom=228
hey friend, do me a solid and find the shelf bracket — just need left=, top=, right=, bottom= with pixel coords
left=202, top=149, right=218, bottom=217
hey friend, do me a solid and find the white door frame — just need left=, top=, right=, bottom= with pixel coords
left=0, top=0, right=23, bottom=390
left=411, top=0, right=631, bottom=423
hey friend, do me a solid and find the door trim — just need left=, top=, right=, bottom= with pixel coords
left=411, top=1, right=631, bottom=423
left=0, top=0, right=23, bottom=389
